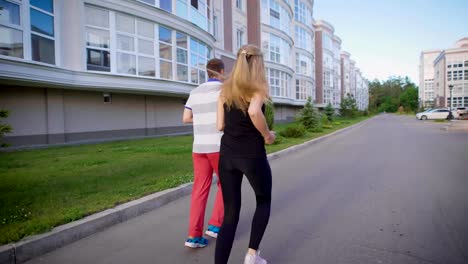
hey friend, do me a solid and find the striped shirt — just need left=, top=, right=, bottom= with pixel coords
left=185, top=79, right=223, bottom=153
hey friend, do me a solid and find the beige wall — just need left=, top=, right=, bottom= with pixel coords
left=0, top=87, right=47, bottom=136
left=0, top=87, right=189, bottom=146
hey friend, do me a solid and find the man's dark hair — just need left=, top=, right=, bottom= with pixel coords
left=207, top=58, right=224, bottom=78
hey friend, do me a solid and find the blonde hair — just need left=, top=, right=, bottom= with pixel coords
left=222, top=44, right=269, bottom=112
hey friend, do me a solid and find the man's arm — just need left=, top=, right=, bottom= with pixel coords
left=183, top=108, right=193, bottom=123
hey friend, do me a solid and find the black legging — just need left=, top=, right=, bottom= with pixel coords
left=215, top=156, right=272, bottom=264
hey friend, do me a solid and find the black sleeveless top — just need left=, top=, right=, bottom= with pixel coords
left=220, top=104, right=266, bottom=159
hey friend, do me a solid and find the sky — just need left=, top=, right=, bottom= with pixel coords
left=314, top=0, right=468, bottom=84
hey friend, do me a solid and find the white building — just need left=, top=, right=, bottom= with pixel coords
left=419, top=50, right=442, bottom=108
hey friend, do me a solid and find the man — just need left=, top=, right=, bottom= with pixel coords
left=183, top=58, right=225, bottom=248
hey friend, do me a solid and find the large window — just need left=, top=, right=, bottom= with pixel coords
left=30, top=0, right=55, bottom=64
left=0, top=0, right=23, bottom=58
left=262, top=0, right=291, bottom=33
left=294, top=0, right=312, bottom=25
left=296, top=79, right=311, bottom=100
left=86, top=6, right=110, bottom=72
left=138, top=0, right=172, bottom=12
left=236, top=29, right=244, bottom=51
left=175, top=0, right=209, bottom=32
left=294, top=25, right=311, bottom=51
left=85, top=6, right=210, bottom=84
left=267, top=68, right=290, bottom=97
left=262, top=32, right=291, bottom=67
left=0, top=0, right=56, bottom=64
left=295, top=53, right=312, bottom=76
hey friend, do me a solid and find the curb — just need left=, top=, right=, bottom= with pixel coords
left=0, top=117, right=374, bottom=264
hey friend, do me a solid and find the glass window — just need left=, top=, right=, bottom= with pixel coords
left=87, top=49, right=110, bottom=72
left=160, top=0, right=172, bottom=12
left=31, top=34, right=54, bottom=64
left=116, top=13, right=135, bottom=33
left=159, top=26, right=172, bottom=43
left=137, top=20, right=154, bottom=38
left=159, top=43, right=172, bottom=60
left=160, top=60, right=172, bottom=79
left=138, top=56, right=155, bottom=77
left=138, top=39, right=153, bottom=55
left=177, top=48, right=187, bottom=63
left=117, top=35, right=134, bottom=51
left=176, top=32, right=187, bottom=48
left=85, top=6, right=109, bottom=28
left=30, top=0, right=53, bottom=13
left=0, top=25, right=23, bottom=58
left=86, top=28, right=110, bottom=48
left=236, top=0, right=242, bottom=10
left=0, top=0, right=20, bottom=25
left=30, top=8, right=54, bottom=37
left=176, top=0, right=188, bottom=19
left=117, top=52, right=136, bottom=74
left=177, top=64, right=188, bottom=81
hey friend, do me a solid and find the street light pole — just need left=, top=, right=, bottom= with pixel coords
left=448, top=84, right=454, bottom=120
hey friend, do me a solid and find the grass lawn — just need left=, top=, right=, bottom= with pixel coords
left=0, top=115, right=369, bottom=245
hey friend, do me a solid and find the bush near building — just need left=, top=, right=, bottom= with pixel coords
left=0, top=109, right=12, bottom=147
left=297, top=97, right=321, bottom=130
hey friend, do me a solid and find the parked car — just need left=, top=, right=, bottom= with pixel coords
left=455, top=107, right=467, bottom=115
left=416, top=108, right=459, bottom=120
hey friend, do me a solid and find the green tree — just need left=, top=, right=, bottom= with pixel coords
left=297, top=97, right=321, bottom=130
left=265, top=100, right=275, bottom=130
left=340, top=96, right=358, bottom=118
left=324, top=102, right=335, bottom=122
left=0, top=109, right=12, bottom=147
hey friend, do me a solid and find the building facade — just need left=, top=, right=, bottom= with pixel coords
left=419, top=50, right=442, bottom=108
left=432, top=38, right=468, bottom=108
left=314, top=20, right=341, bottom=107
left=0, top=0, right=368, bottom=147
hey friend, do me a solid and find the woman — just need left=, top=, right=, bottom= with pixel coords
left=215, top=44, right=275, bottom=264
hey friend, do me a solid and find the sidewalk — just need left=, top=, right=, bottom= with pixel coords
left=442, top=120, right=468, bottom=132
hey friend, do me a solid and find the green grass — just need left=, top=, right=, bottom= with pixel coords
left=0, top=116, right=369, bottom=245
left=433, top=119, right=448, bottom=123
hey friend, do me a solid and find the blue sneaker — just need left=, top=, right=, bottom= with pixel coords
left=205, top=225, right=221, bottom=238
left=184, top=237, right=208, bottom=248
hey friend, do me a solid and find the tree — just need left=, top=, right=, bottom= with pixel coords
left=265, top=100, right=275, bottom=130
left=324, top=102, right=335, bottom=122
left=297, top=97, right=321, bottom=130
left=368, top=76, right=419, bottom=113
left=340, top=96, right=358, bottom=118
left=0, top=109, right=12, bottom=147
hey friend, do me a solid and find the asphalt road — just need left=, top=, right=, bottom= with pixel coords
left=27, top=115, right=468, bottom=264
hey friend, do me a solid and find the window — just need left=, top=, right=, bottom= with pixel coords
left=236, top=29, right=244, bottom=50
left=176, top=32, right=188, bottom=81
left=269, top=34, right=280, bottom=63
left=236, top=0, right=242, bottom=10
left=294, top=0, right=311, bottom=25
left=159, top=25, right=173, bottom=79
left=294, top=25, right=311, bottom=51
left=160, top=0, right=172, bottom=12
left=190, top=37, right=210, bottom=84
left=29, top=0, right=55, bottom=64
left=213, top=15, right=218, bottom=39
left=0, top=0, right=23, bottom=58
left=296, top=79, right=311, bottom=100
left=191, top=0, right=198, bottom=9
left=465, top=61, right=468, bottom=67
left=86, top=6, right=110, bottom=71
left=267, top=68, right=290, bottom=97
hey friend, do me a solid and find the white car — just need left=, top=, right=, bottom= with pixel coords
left=416, top=108, right=458, bottom=120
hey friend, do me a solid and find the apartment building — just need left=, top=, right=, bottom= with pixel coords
left=432, top=38, right=468, bottom=108
left=0, top=0, right=368, bottom=147
left=419, top=50, right=442, bottom=107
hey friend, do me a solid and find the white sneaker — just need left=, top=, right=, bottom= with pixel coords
left=243, top=251, right=267, bottom=264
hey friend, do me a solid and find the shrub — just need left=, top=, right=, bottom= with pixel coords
left=324, top=103, right=335, bottom=122
left=321, top=114, right=329, bottom=125
left=0, top=109, right=12, bottom=147
left=333, top=122, right=342, bottom=125
left=279, top=124, right=306, bottom=138
left=309, top=127, right=324, bottom=133
left=322, top=124, right=333, bottom=129
left=340, top=96, right=358, bottom=118
left=272, top=135, right=284, bottom=145
left=297, top=97, right=321, bottom=130
left=265, top=100, right=275, bottom=130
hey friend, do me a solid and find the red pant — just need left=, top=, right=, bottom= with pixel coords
left=188, top=152, right=224, bottom=237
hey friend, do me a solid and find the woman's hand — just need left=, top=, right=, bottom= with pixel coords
left=264, top=131, right=276, bottom=145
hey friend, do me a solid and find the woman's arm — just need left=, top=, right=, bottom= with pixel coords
left=248, top=93, right=275, bottom=144
left=217, top=96, right=225, bottom=131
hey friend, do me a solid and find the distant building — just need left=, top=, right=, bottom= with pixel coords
left=432, top=38, right=468, bottom=108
